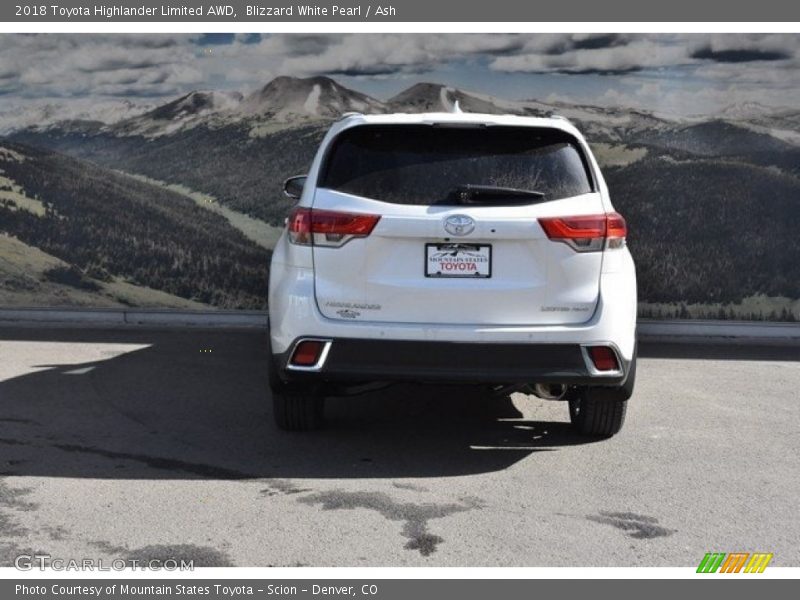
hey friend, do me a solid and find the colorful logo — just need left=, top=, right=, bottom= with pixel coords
left=697, top=552, right=773, bottom=573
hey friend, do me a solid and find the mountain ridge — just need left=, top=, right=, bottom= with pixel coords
left=240, top=75, right=386, bottom=120
left=7, top=75, right=799, bottom=144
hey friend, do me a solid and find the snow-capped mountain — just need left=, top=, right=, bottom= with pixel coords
left=241, top=76, right=386, bottom=120
left=4, top=76, right=799, bottom=148
left=387, top=82, right=527, bottom=115
left=719, top=101, right=784, bottom=121
left=0, top=98, right=154, bottom=134
left=384, top=83, right=680, bottom=142
left=147, top=90, right=243, bottom=120
left=110, top=90, right=243, bottom=137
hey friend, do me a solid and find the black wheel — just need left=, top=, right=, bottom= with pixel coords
left=568, top=351, right=636, bottom=437
left=268, top=352, right=325, bottom=431
left=272, top=388, right=325, bottom=431
left=568, top=388, right=627, bottom=437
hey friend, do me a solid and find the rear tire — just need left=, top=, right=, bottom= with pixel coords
left=568, top=350, right=636, bottom=437
left=268, top=352, right=325, bottom=431
left=568, top=388, right=627, bottom=437
left=272, top=388, right=325, bottom=431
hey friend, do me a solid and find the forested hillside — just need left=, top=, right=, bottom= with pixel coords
left=0, top=142, right=269, bottom=308
left=606, top=154, right=800, bottom=304
left=9, top=123, right=327, bottom=225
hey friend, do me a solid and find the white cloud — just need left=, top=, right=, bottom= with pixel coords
left=198, top=33, right=524, bottom=80
left=585, top=79, right=800, bottom=117
left=0, top=33, right=798, bottom=118
left=491, top=33, right=799, bottom=75
left=0, top=33, right=202, bottom=98
left=491, top=39, right=691, bottom=74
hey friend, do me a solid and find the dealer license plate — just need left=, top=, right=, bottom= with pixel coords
left=425, top=243, right=492, bottom=278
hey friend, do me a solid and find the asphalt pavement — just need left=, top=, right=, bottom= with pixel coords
left=0, top=327, right=798, bottom=567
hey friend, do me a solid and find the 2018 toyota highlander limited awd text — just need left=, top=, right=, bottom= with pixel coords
left=268, top=111, right=637, bottom=436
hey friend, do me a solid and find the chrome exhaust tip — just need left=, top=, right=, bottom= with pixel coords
left=532, top=383, right=567, bottom=400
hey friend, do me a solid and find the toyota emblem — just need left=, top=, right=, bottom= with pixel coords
left=444, top=214, right=475, bottom=236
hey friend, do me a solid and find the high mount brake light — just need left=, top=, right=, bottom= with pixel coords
left=287, top=207, right=381, bottom=248
left=538, top=212, right=627, bottom=252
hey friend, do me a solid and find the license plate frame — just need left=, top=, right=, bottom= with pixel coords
left=425, top=243, right=492, bottom=278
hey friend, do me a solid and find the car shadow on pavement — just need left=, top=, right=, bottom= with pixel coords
left=0, top=326, right=598, bottom=481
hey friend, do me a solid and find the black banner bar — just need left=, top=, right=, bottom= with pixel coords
left=3, top=579, right=795, bottom=600
left=3, top=0, right=800, bottom=22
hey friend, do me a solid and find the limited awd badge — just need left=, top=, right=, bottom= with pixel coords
left=444, top=214, right=475, bottom=236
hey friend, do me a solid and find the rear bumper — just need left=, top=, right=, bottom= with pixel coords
left=274, top=337, right=631, bottom=386
left=268, top=253, right=637, bottom=363
left=268, top=246, right=637, bottom=387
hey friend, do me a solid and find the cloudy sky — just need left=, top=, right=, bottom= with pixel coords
left=1, top=33, right=799, bottom=117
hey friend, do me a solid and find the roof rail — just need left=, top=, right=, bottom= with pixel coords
left=338, top=111, right=362, bottom=120
left=548, top=113, right=570, bottom=121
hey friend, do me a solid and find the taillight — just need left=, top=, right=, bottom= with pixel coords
left=605, top=213, right=627, bottom=249
left=587, top=346, right=620, bottom=372
left=287, top=207, right=380, bottom=248
left=538, top=212, right=627, bottom=252
left=287, top=207, right=312, bottom=245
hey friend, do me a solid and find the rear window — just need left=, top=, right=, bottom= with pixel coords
left=318, top=124, right=594, bottom=205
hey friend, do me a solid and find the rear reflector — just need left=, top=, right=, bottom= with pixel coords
left=290, top=340, right=325, bottom=366
left=538, top=212, right=627, bottom=252
left=588, top=346, right=620, bottom=371
left=288, top=207, right=380, bottom=247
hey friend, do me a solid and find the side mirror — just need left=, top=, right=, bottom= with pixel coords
left=283, top=175, right=307, bottom=199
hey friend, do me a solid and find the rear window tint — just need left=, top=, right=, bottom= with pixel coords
left=319, top=124, right=594, bottom=205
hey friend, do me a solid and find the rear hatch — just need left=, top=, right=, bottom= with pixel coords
left=309, top=123, right=606, bottom=326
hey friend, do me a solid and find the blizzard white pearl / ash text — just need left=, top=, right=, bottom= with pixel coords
left=247, top=5, right=397, bottom=17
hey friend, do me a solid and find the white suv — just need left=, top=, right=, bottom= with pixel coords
left=268, top=111, right=637, bottom=436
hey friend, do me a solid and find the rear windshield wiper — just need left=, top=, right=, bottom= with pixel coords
left=447, top=184, right=546, bottom=205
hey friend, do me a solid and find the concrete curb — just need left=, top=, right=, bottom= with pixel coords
left=0, top=309, right=798, bottom=344
left=638, top=318, right=799, bottom=337
left=637, top=319, right=800, bottom=345
left=0, top=308, right=268, bottom=329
